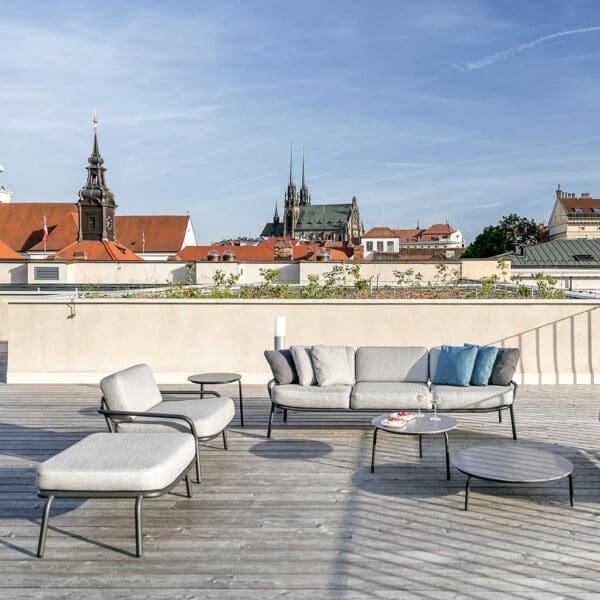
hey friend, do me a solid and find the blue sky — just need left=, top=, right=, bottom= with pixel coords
left=1, top=0, right=600, bottom=243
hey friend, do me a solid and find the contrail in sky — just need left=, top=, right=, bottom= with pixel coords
left=456, top=26, right=600, bottom=71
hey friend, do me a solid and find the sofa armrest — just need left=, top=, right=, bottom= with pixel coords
left=160, top=389, right=221, bottom=399
left=510, top=380, right=518, bottom=403
left=267, top=379, right=276, bottom=401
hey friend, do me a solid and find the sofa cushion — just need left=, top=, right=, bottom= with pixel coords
left=290, top=346, right=317, bottom=386
left=271, top=384, right=351, bottom=409
left=37, top=432, right=196, bottom=492
left=351, top=382, right=432, bottom=410
left=100, top=364, right=163, bottom=417
left=432, top=345, right=478, bottom=387
left=465, top=344, right=499, bottom=386
left=116, top=396, right=235, bottom=438
left=430, top=384, right=514, bottom=409
left=311, top=345, right=355, bottom=386
left=355, top=346, right=429, bottom=383
left=490, top=348, right=521, bottom=386
left=264, top=349, right=298, bottom=385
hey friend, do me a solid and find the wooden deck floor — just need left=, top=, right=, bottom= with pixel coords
left=0, top=378, right=598, bottom=598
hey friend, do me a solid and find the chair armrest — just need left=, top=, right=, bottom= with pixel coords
left=98, top=408, right=198, bottom=438
left=510, top=380, right=518, bottom=402
left=267, top=379, right=276, bottom=400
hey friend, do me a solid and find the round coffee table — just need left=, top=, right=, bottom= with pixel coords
left=371, top=414, right=457, bottom=480
left=188, top=372, right=244, bottom=427
left=451, top=445, right=574, bottom=510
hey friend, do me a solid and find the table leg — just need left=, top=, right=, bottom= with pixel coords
left=569, top=474, right=574, bottom=507
left=370, top=428, right=378, bottom=473
left=464, top=475, right=471, bottom=511
left=444, top=432, right=450, bottom=480
left=418, top=434, right=422, bottom=458
left=200, top=383, right=204, bottom=399
left=238, top=379, right=244, bottom=427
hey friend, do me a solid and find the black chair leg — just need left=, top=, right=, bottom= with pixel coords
left=509, top=405, right=517, bottom=440
left=185, top=473, right=193, bottom=498
left=135, top=496, right=143, bottom=558
left=37, top=496, right=54, bottom=558
left=283, top=409, right=288, bottom=422
left=222, top=429, right=228, bottom=450
left=267, top=403, right=275, bottom=438
left=195, top=443, right=202, bottom=484
left=498, top=410, right=503, bottom=423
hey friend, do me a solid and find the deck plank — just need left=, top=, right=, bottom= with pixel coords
left=0, top=375, right=598, bottom=598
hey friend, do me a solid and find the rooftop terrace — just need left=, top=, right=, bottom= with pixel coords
left=0, top=373, right=598, bottom=597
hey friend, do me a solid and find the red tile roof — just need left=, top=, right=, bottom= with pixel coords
left=0, top=203, right=190, bottom=253
left=394, top=228, right=423, bottom=242
left=363, top=227, right=398, bottom=238
left=177, top=245, right=275, bottom=261
left=0, top=239, right=22, bottom=260
left=52, top=240, right=143, bottom=262
left=560, top=197, right=600, bottom=214
left=421, top=223, right=457, bottom=236
left=116, top=216, right=191, bottom=252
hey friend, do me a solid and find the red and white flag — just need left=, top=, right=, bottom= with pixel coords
left=42, top=215, right=49, bottom=242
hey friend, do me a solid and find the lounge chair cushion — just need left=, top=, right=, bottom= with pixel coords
left=37, top=433, right=196, bottom=492
left=271, top=384, right=351, bottom=409
left=100, top=363, right=162, bottom=417
left=430, top=384, right=514, bottom=409
left=432, top=345, right=478, bottom=387
left=311, top=345, right=355, bottom=386
left=351, top=382, right=432, bottom=409
left=490, top=348, right=521, bottom=386
left=116, top=396, right=235, bottom=438
left=356, top=347, right=429, bottom=383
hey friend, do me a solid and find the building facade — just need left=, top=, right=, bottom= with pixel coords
left=548, top=185, right=600, bottom=240
left=362, top=223, right=464, bottom=260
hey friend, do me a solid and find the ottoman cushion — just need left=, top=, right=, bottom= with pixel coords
left=116, top=397, right=235, bottom=437
left=37, top=433, right=196, bottom=492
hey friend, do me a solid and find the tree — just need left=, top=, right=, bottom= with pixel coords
left=462, top=213, right=543, bottom=258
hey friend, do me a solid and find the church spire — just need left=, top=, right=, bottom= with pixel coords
left=284, top=141, right=298, bottom=237
left=77, top=113, right=116, bottom=242
left=289, top=141, right=294, bottom=185
left=299, top=146, right=311, bottom=206
left=273, top=202, right=280, bottom=224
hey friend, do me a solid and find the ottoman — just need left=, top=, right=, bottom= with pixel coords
left=36, top=432, right=196, bottom=558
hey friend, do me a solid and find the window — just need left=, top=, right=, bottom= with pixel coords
left=366, top=241, right=373, bottom=251
left=574, top=208, right=584, bottom=214
left=386, top=241, right=394, bottom=252
left=573, top=254, right=595, bottom=261
left=34, top=267, right=59, bottom=281
left=88, top=216, right=97, bottom=229
left=376, top=241, right=384, bottom=252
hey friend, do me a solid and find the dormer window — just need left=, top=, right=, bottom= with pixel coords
left=88, top=216, right=96, bottom=229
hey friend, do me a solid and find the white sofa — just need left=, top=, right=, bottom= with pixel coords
left=267, top=346, right=518, bottom=439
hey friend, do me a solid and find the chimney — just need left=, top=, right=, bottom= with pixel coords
left=353, top=244, right=364, bottom=261
left=274, top=238, right=293, bottom=261
left=556, top=184, right=561, bottom=200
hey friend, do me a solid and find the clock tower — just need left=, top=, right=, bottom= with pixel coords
left=77, top=114, right=116, bottom=242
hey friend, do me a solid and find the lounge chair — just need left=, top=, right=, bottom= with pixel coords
left=99, top=364, right=235, bottom=482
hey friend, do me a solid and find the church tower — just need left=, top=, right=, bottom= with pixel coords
left=77, top=114, right=116, bottom=242
left=298, top=147, right=311, bottom=206
left=283, top=142, right=298, bottom=237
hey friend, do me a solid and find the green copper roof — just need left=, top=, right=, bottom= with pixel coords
left=508, top=238, right=600, bottom=267
left=261, top=221, right=284, bottom=237
left=295, top=204, right=352, bottom=232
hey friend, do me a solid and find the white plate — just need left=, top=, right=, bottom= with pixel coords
left=382, top=418, right=407, bottom=429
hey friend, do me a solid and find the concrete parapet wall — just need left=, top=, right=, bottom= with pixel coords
left=5, top=299, right=599, bottom=385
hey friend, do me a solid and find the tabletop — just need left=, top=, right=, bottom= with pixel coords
left=188, top=372, right=241, bottom=385
left=451, top=445, right=574, bottom=483
left=372, top=414, right=457, bottom=435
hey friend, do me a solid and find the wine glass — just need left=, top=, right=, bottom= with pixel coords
left=415, top=394, right=425, bottom=418
left=431, top=392, right=442, bottom=422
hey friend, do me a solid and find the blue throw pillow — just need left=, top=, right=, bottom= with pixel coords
left=433, top=345, right=478, bottom=387
left=464, top=344, right=499, bottom=386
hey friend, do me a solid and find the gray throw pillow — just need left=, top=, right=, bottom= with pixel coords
left=489, top=348, right=521, bottom=386
left=290, top=346, right=317, bottom=386
left=311, top=345, right=355, bottom=386
left=264, top=350, right=298, bottom=385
